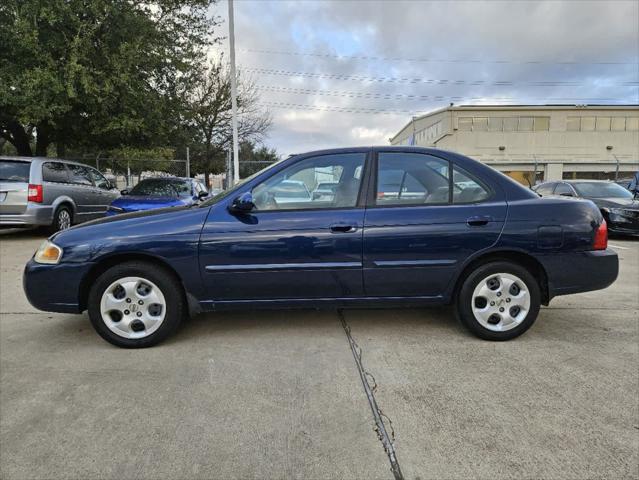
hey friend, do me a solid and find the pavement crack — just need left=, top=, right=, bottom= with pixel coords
left=338, top=309, right=404, bottom=480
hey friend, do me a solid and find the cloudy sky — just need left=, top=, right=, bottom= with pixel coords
left=211, top=0, right=639, bottom=157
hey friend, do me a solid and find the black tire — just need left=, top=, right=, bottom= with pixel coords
left=87, top=261, right=184, bottom=348
left=456, top=261, right=541, bottom=341
left=50, top=205, right=72, bottom=233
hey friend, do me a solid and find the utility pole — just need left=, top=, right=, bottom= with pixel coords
left=186, top=147, right=190, bottom=178
left=228, top=0, right=240, bottom=184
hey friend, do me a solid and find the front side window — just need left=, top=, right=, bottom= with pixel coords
left=89, top=169, right=110, bottom=189
left=42, top=162, right=69, bottom=183
left=376, top=152, right=449, bottom=206
left=67, top=164, right=94, bottom=186
left=252, top=153, right=365, bottom=211
left=553, top=183, right=575, bottom=196
left=452, top=166, right=491, bottom=203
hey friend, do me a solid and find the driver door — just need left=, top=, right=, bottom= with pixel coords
left=198, top=151, right=369, bottom=302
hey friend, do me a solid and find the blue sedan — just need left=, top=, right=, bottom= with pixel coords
left=106, top=177, right=209, bottom=215
left=24, top=147, right=618, bottom=348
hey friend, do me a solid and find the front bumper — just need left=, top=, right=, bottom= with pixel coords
left=538, top=248, right=619, bottom=300
left=606, top=210, right=639, bottom=235
left=0, top=204, right=54, bottom=226
left=23, top=259, right=93, bottom=313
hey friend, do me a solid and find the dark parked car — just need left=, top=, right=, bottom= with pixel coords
left=0, top=157, right=119, bottom=231
left=106, top=177, right=208, bottom=215
left=533, top=180, right=639, bottom=235
left=24, top=147, right=618, bottom=348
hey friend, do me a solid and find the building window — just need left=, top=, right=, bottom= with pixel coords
left=611, top=117, right=626, bottom=131
left=566, top=117, right=581, bottom=131
left=473, top=117, right=488, bottom=131
left=627, top=117, right=639, bottom=131
left=581, top=117, right=596, bottom=131
left=488, top=117, right=503, bottom=132
left=503, top=117, right=518, bottom=132
left=533, top=117, right=550, bottom=131
left=458, top=117, right=472, bottom=131
left=596, top=117, right=611, bottom=131
left=518, top=117, right=533, bottom=132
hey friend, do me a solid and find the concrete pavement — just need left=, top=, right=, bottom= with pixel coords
left=1, top=229, right=637, bottom=479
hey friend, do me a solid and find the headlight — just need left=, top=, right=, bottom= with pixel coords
left=608, top=207, right=623, bottom=215
left=34, top=240, right=63, bottom=264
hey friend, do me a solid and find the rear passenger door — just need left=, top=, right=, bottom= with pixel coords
left=363, top=150, right=507, bottom=298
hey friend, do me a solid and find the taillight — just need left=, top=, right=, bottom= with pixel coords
left=28, top=184, right=43, bottom=203
left=593, top=220, right=608, bottom=250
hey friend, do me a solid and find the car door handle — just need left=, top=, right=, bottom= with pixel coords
left=466, top=215, right=493, bottom=226
left=330, top=223, right=357, bottom=233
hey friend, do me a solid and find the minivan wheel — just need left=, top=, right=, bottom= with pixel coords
left=87, top=261, right=184, bottom=348
left=51, top=206, right=72, bottom=233
left=456, top=261, right=540, bottom=341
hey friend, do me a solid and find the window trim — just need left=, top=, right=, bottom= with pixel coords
left=367, top=150, right=494, bottom=209
left=248, top=150, right=372, bottom=214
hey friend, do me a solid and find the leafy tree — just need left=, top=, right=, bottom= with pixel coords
left=185, top=57, right=271, bottom=186
left=238, top=140, right=279, bottom=177
left=0, top=0, right=218, bottom=156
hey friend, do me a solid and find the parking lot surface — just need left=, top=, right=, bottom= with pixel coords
left=1, top=229, right=638, bottom=479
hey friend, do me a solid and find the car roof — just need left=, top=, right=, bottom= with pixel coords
left=0, top=156, right=98, bottom=168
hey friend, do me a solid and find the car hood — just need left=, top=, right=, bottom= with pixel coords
left=586, top=197, right=639, bottom=209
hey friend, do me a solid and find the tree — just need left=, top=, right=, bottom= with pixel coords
left=185, top=57, right=271, bottom=186
left=0, top=0, right=218, bottom=156
left=238, top=140, right=279, bottom=177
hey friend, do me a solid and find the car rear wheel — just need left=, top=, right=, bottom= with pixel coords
left=51, top=206, right=72, bottom=233
left=87, top=261, right=184, bottom=348
left=456, top=261, right=540, bottom=340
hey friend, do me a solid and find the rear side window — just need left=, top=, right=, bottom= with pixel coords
left=0, top=161, right=30, bottom=182
left=67, top=164, right=94, bottom=186
left=42, top=162, right=69, bottom=183
left=553, top=183, right=574, bottom=196
left=452, top=167, right=491, bottom=203
left=376, top=152, right=449, bottom=206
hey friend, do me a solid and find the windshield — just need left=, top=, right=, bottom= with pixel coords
left=129, top=178, right=192, bottom=197
left=199, top=158, right=285, bottom=207
left=572, top=182, right=633, bottom=199
left=0, top=161, right=30, bottom=182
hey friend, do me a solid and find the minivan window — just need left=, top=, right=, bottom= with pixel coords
left=42, top=162, right=69, bottom=183
left=376, top=152, right=449, bottom=206
left=0, top=161, right=30, bottom=182
left=67, top=164, right=94, bottom=186
left=89, top=168, right=111, bottom=189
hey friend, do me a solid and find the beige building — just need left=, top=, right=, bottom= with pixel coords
left=390, top=105, right=639, bottom=185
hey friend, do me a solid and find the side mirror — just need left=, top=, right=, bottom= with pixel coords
left=198, top=190, right=208, bottom=200
left=229, top=192, right=255, bottom=213
left=120, top=189, right=129, bottom=195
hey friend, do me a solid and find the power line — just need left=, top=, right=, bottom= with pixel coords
left=240, top=48, right=639, bottom=67
left=244, top=67, right=639, bottom=87
left=260, top=100, right=637, bottom=116
left=256, top=85, right=620, bottom=103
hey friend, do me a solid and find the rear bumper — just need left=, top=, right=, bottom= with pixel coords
left=538, top=248, right=619, bottom=300
left=0, top=204, right=54, bottom=226
left=23, top=259, right=91, bottom=313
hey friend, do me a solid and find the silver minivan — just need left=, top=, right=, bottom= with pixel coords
left=0, top=157, right=120, bottom=232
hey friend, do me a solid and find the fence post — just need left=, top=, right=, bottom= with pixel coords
left=186, top=147, right=190, bottom=178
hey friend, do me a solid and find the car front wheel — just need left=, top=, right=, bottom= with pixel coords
left=51, top=206, right=72, bottom=233
left=87, top=261, right=184, bottom=348
left=456, top=261, right=541, bottom=340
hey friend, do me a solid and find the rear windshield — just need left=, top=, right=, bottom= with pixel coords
left=0, top=161, right=30, bottom=182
